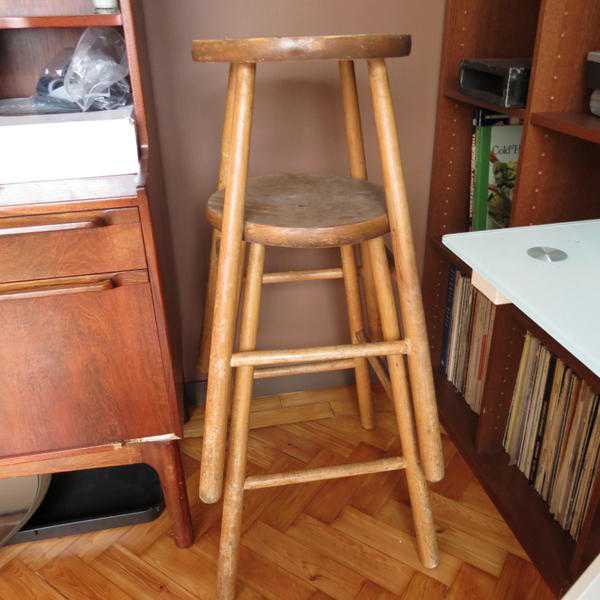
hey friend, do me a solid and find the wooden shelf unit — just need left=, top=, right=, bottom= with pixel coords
left=422, top=0, right=600, bottom=595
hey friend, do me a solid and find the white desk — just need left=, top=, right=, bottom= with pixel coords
left=443, top=219, right=600, bottom=378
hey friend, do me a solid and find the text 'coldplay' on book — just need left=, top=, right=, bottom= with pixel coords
left=469, top=109, right=523, bottom=231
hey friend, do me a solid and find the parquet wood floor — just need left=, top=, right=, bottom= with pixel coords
left=0, top=386, right=557, bottom=599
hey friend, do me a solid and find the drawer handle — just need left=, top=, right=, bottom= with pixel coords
left=0, top=278, right=114, bottom=301
left=0, top=218, right=106, bottom=237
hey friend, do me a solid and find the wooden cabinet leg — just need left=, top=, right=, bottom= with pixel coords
left=142, top=441, right=193, bottom=548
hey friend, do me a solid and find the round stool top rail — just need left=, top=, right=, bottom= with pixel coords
left=192, top=33, right=411, bottom=63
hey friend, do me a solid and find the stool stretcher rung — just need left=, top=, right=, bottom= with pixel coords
left=244, top=456, right=406, bottom=490
left=253, top=358, right=355, bottom=380
left=356, top=331, right=393, bottom=400
left=231, top=339, right=408, bottom=368
left=262, top=268, right=344, bottom=284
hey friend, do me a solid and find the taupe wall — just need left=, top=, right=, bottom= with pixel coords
left=141, top=1, right=445, bottom=383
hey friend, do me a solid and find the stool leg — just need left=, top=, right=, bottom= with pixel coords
left=217, top=243, right=265, bottom=600
left=197, top=65, right=239, bottom=380
left=201, top=62, right=256, bottom=504
left=360, top=243, right=383, bottom=341
left=338, top=60, right=383, bottom=344
left=340, top=244, right=374, bottom=429
left=369, top=236, right=439, bottom=568
left=197, top=230, right=220, bottom=379
left=218, top=63, right=240, bottom=190
left=368, top=58, right=444, bottom=483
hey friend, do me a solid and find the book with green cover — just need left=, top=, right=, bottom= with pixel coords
left=472, top=117, right=522, bottom=230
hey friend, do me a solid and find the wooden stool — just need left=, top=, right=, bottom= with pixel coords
left=192, top=34, right=445, bottom=599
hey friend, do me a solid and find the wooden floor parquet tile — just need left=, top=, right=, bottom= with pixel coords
left=0, top=386, right=556, bottom=599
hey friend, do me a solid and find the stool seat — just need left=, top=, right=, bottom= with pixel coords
left=192, top=34, right=411, bottom=63
left=206, top=173, right=389, bottom=248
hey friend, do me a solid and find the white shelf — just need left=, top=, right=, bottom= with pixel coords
left=443, top=220, right=600, bottom=377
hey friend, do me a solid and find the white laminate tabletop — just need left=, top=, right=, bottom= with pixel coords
left=442, top=219, right=600, bottom=377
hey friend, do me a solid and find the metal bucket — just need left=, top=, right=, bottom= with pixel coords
left=0, top=475, right=51, bottom=546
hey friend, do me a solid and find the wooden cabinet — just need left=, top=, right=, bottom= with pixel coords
left=0, top=0, right=193, bottom=548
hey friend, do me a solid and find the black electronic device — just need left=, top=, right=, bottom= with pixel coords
left=7, top=465, right=164, bottom=545
left=586, top=51, right=600, bottom=89
left=458, top=58, right=532, bottom=108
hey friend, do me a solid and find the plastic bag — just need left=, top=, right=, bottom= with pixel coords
left=65, top=28, right=131, bottom=112
left=33, top=48, right=82, bottom=113
left=0, top=49, right=80, bottom=116
left=0, top=28, right=131, bottom=116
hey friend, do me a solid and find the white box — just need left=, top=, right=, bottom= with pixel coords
left=0, top=106, right=139, bottom=185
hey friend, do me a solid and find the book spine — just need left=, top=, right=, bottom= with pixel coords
left=472, top=125, right=491, bottom=231
left=529, top=356, right=556, bottom=482
left=469, top=130, right=476, bottom=227
left=440, top=266, right=457, bottom=374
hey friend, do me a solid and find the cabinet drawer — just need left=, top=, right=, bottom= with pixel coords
left=0, top=271, right=174, bottom=458
left=0, top=208, right=147, bottom=283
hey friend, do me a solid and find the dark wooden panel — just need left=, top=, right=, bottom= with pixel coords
left=0, top=27, right=90, bottom=98
left=531, top=112, right=600, bottom=145
left=0, top=443, right=142, bottom=478
left=426, top=94, right=473, bottom=239
left=440, top=0, right=541, bottom=92
left=123, top=0, right=184, bottom=411
left=512, top=126, right=600, bottom=226
left=475, top=305, right=524, bottom=453
left=571, top=466, right=600, bottom=577
left=437, top=377, right=575, bottom=597
left=421, top=247, right=453, bottom=374
left=428, top=235, right=471, bottom=276
left=0, top=207, right=147, bottom=283
left=445, top=87, right=527, bottom=119
left=0, top=271, right=175, bottom=458
left=528, top=0, right=600, bottom=114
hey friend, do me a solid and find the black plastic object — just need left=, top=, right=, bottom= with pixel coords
left=7, top=464, right=164, bottom=545
left=459, top=58, right=532, bottom=108
left=587, top=52, right=600, bottom=89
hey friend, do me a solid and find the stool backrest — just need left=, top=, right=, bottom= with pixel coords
left=192, top=33, right=411, bottom=63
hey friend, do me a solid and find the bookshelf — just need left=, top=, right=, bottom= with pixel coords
left=422, top=0, right=600, bottom=595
